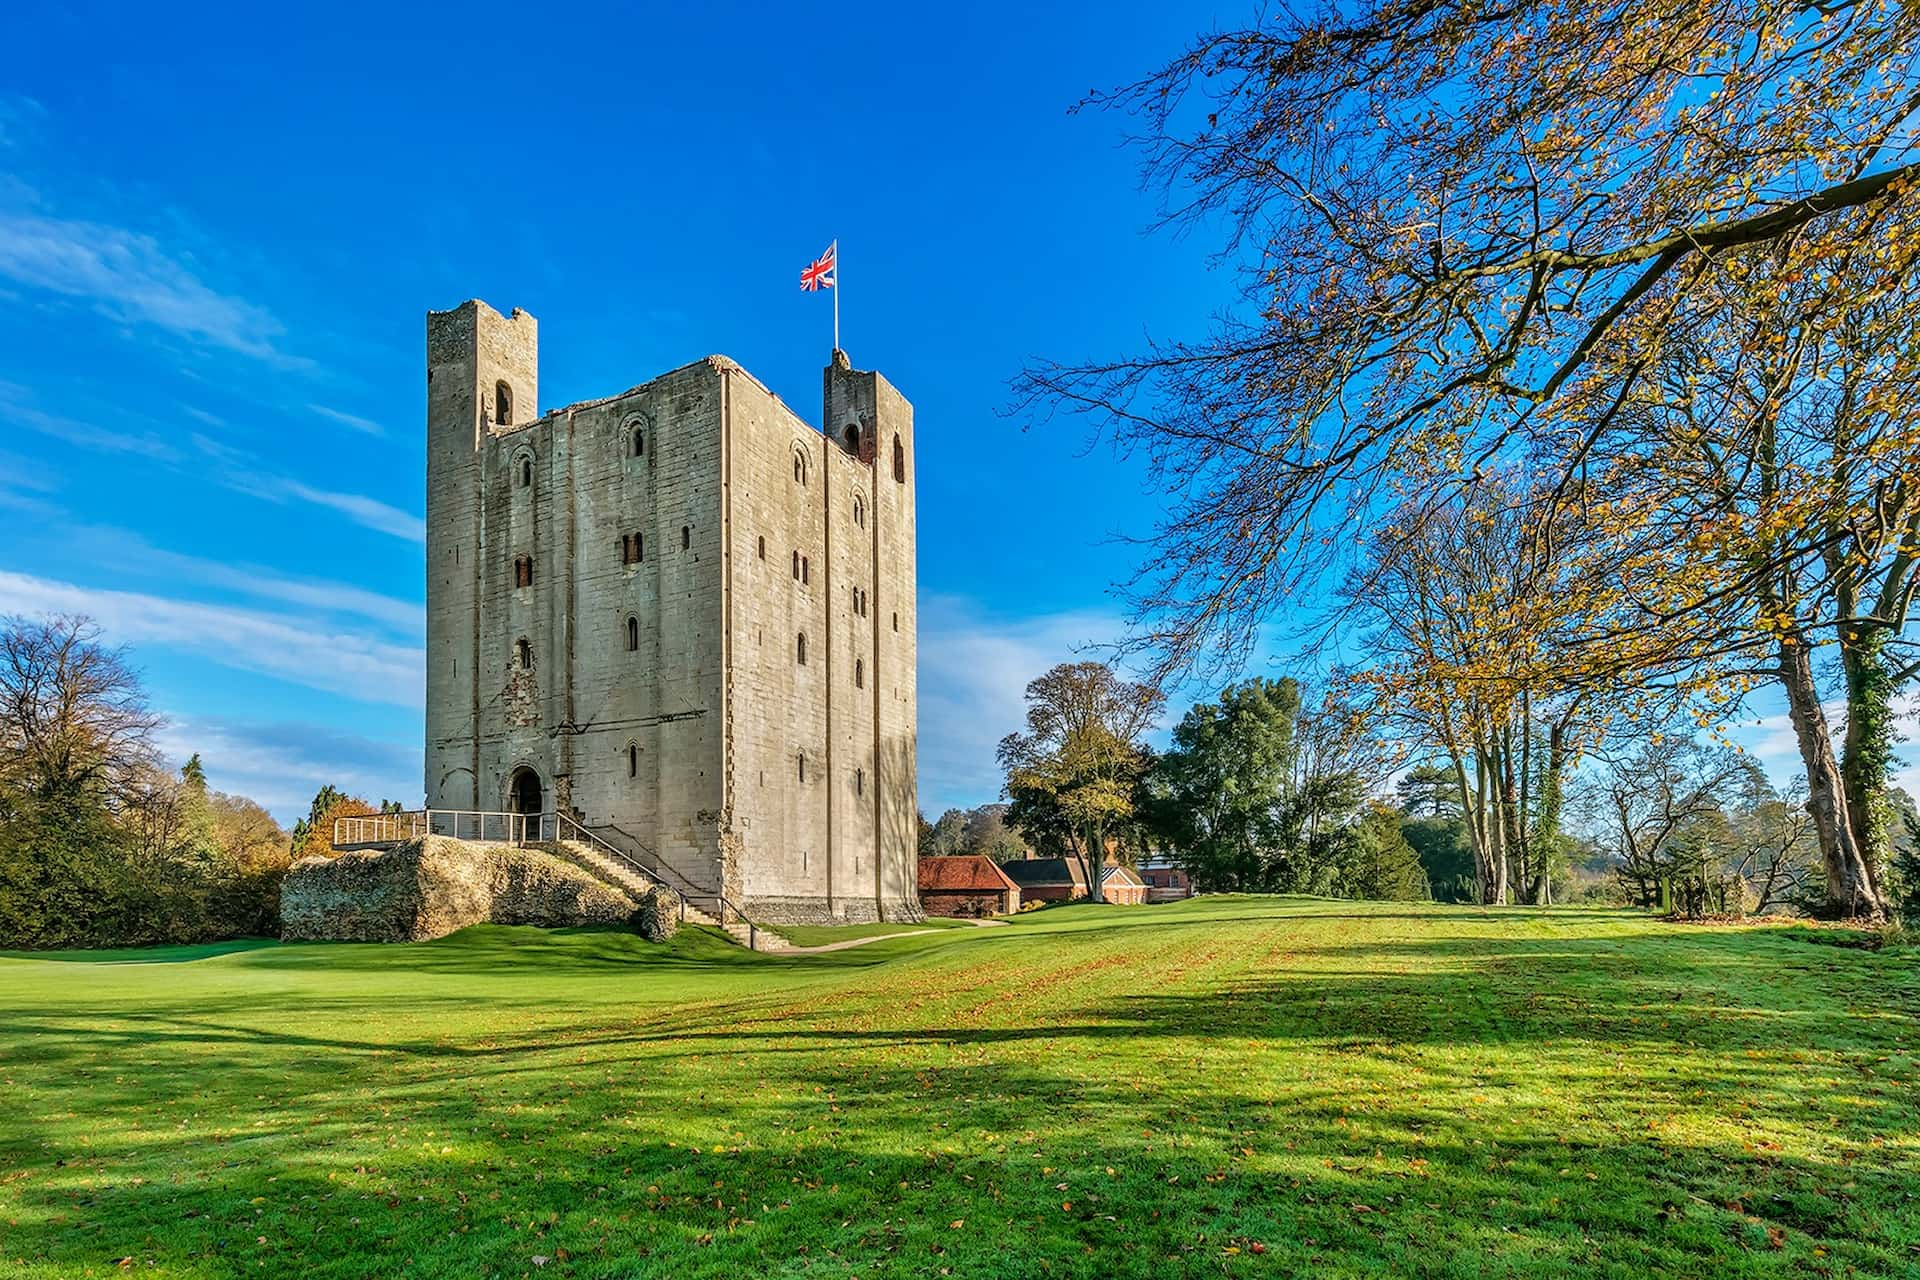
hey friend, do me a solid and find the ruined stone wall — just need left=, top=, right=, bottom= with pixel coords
left=280, top=837, right=637, bottom=943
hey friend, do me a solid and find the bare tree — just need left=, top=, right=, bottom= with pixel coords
left=0, top=614, right=161, bottom=805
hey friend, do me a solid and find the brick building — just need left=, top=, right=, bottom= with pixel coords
left=998, top=857, right=1149, bottom=905
left=918, top=855, right=1021, bottom=917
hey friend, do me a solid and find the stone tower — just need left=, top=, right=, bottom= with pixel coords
left=423, top=300, right=920, bottom=924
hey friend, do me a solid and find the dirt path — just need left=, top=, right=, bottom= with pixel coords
left=758, top=916, right=1007, bottom=955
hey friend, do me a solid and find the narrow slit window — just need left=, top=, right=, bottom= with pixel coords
left=625, top=615, right=639, bottom=651
left=892, top=434, right=904, bottom=482
left=514, top=555, right=533, bottom=588
left=516, top=637, right=532, bottom=669
left=681, top=525, right=690, bottom=550
left=797, top=632, right=807, bottom=665
left=855, top=767, right=864, bottom=796
left=519, top=456, right=532, bottom=488
left=798, top=753, right=806, bottom=783
left=628, top=743, right=640, bottom=778
left=853, top=495, right=864, bottom=527
left=496, top=380, right=513, bottom=426
left=802, top=556, right=810, bottom=585
left=854, top=658, right=864, bottom=688
left=632, top=426, right=645, bottom=458
left=792, top=550, right=800, bottom=579
left=758, top=535, right=766, bottom=560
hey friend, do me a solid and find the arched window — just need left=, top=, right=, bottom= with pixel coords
left=496, top=381, right=513, bottom=426
left=758, top=535, right=766, bottom=560
left=632, top=426, right=645, bottom=458
left=627, top=742, right=640, bottom=779
left=853, top=495, right=865, bottom=527
left=791, top=550, right=800, bottom=579
left=855, top=767, right=864, bottom=796
left=519, top=455, right=532, bottom=488
left=892, top=434, right=905, bottom=483
left=516, top=637, right=532, bottom=669
left=845, top=424, right=861, bottom=454
left=796, top=632, right=807, bottom=665
left=681, top=525, right=690, bottom=550
left=854, top=658, right=864, bottom=688
left=625, top=615, right=639, bottom=651
left=792, top=449, right=807, bottom=485
left=801, top=556, right=810, bottom=585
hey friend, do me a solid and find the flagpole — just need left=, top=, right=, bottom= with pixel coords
left=832, top=239, right=840, bottom=353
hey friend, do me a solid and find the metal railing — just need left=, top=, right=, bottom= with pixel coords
left=332, top=809, right=563, bottom=848
left=587, top=820, right=756, bottom=945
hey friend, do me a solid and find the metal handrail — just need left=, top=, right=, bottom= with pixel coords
left=588, top=820, right=752, bottom=932
left=333, top=809, right=565, bottom=848
left=548, top=813, right=669, bottom=895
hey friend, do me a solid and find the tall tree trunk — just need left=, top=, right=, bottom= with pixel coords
left=1838, top=627, right=1894, bottom=901
left=1779, top=636, right=1884, bottom=917
left=1085, top=822, right=1106, bottom=903
left=1451, top=748, right=1499, bottom=906
left=1534, top=721, right=1568, bottom=906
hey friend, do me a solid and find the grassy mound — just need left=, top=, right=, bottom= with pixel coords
left=2, top=899, right=1916, bottom=1277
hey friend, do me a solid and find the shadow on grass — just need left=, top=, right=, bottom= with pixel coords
left=4, top=904, right=1917, bottom=1278
left=3, top=1023, right=1914, bottom=1279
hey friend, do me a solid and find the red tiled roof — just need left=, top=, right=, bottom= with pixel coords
left=919, top=855, right=1020, bottom=893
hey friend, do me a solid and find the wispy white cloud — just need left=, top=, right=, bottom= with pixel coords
left=916, top=594, right=1131, bottom=813
left=52, top=522, right=421, bottom=634
left=1727, top=693, right=1920, bottom=799
left=0, top=381, right=178, bottom=461
left=153, top=714, right=421, bottom=823
left=0, top=569, right=423, bottom=709
left=0, top=210, right=308, bottom=367
left=308, top=404, right=386, bottom=436
left=274, top=479, right=426, bottom=543
left=181, top=404, right=228, bottom=428
left=187, top=432, right=426, bottom=544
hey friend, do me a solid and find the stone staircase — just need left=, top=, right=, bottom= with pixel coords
left=545, top=840, right=780, bottom=950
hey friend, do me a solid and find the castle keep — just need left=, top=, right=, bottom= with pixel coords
left=424, top=300, right=919, bottom=924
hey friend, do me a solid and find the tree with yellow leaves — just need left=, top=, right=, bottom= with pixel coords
left=1019, top=0, right=1920, bottom=916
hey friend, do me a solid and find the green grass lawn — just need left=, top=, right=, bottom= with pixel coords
left=2, top=898, right=1916, bottom=1278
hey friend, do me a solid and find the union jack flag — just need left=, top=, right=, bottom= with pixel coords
left=800, top=242, right=836, bottom=291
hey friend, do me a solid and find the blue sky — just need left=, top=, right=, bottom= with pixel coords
left=0, top=0, right=1242, bottom=822
left=2, top=2, right=1875, bottom=825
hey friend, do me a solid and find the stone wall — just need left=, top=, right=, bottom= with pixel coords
left=280, top=837, right=638, bottom=943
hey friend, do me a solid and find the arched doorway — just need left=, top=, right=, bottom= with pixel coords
left=508, top=767, right=543, bottom=816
